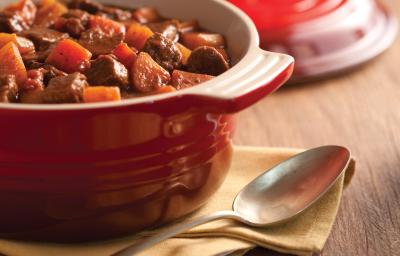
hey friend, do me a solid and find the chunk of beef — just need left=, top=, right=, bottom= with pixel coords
left=0, top=0, right=37, bottom=33
left=23, top=69, right=46, bottom=91
left=41, top=72, right=88, bottom=103
left=171, top=70, right=214, bottom=90
left=19, top=28, right=69, bottom=50
left=62, top=9, right=90, bottom=22
left=24, top=64, right=67, bottom=88
left=216, top=48, right=231, bottom=64
left=41, top=65, right=68, bottom=85
left=23, top=65, right=67, bottom=91
left=147, top=20, right=179, bottom=42
left=34, top=0, right=68, bottom=28
left=68, top=0, right=103, bottom=14
left=0, top=11, right=30, bottom=33
left=57, top=18, right=84, bottom=38
left=12, top=36, right=35, bottom=54
left=187, top=46, right=229, bottom=76
left=143, top=33, right=182, bottom=72
left=24, top=60, right=43, bottom=69
left=79, top=29, right=123, bottom=56
left=85, top=55, right=129, bottom=89
left=53, top=9, right=90, bottom=38
left=19, top=88, right=43, bottom=104
left=8, top=0, right=37, bottom=25
left=99, top=6, right=132, bottom=21
left=22, top=45, right=55, bottom=65
left=22, top=52, right=40, bottom=67
left=0, top=75, right=18, bottom=103
left=132, top=52, right=170, bottom=93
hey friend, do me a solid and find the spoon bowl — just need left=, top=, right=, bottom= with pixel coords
left=233, top=145, right=351, bottom=226
left=113, top=145, right=351, bottom=256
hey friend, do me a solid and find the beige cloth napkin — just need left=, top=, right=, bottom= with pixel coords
left=0, top=146, right=356, bottom=256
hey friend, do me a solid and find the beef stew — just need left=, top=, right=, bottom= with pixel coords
left=0, top=0, right=232, bottom=104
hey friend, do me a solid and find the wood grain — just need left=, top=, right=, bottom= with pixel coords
left=239, top=1, right=400, bottom=255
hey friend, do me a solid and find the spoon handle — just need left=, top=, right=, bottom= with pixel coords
left=112, top=210, right=242, bottom=256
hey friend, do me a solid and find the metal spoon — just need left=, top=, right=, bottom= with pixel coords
left=113, top=145, right=351, bottom=256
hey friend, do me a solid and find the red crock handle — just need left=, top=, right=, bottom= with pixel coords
left=182, top=48, right=294, bottom=114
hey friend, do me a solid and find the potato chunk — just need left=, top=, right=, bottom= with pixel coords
left=181, top=32, right=226, bottom=50
left=131, top=52, right=170, bottom=93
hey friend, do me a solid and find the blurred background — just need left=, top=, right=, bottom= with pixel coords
left=231, top=0, right=400, bottom=255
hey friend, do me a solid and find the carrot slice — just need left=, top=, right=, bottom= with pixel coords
left=89, top=16, right=126, bottom=36
left=46, top=39, right=92, bottom=73
left=176, top=43, right=192, bottom=65
left=0, top=33, right=35, bottom=54
left=125, top=22, right=154, bottom=51
left=113, top=43, right=137, bottom=69
left=83, top=86, right=121, bottom=103
left=40, top=0, right=56, bottom=6
left=156, top=85, right=176, bottom=94
left=0, top=42, right=27, bottom=85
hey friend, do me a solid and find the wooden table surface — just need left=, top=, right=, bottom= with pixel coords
left=236, top=1, right=400, bottom=256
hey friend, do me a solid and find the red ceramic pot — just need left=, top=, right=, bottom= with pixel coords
left=0, top=0, right=294, bottom=242
left=229, top=0, right=398, bottom=82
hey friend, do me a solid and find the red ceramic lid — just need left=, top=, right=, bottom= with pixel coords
left=229, top=0, right=398, bottom=82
